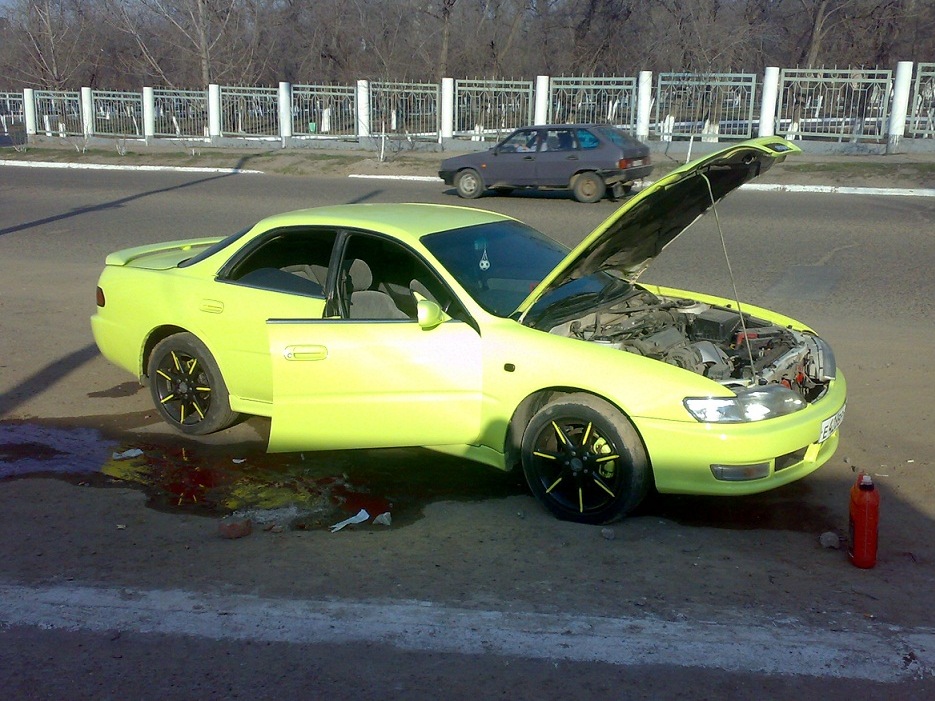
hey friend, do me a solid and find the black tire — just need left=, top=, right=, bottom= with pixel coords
left=521, top=393, right=650, bottom=524
left=148, top=332, right=238, bottom=435
left=455, top=168, right=484, bottom=199
left=572, top=172, right=606, bottom=203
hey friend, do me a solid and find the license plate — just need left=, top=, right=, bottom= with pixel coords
left=631, top=159, right=643, bottom=166
left=818, top=404, right=845, bottom=443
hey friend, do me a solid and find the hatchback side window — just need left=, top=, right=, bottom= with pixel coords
left=544, top=129, right=576, bottom=151
left=576, top=129, right=600, bottom=149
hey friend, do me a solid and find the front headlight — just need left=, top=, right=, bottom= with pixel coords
left=684, top=385, right=806, bottom=423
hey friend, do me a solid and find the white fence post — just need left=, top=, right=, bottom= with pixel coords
left=142, top=87, right=155, bottom=144
left=356, top=80, right=370, bottom=138
left=440, top=77, right=454, bottom=141
left=534, top=75, right=550, bottom=124
left=637, top=70, right=652, bottom=141
left=23, top=88, right=36, bottom=136
left=278, top=81, right=292, bottom=143
left=208, top=84, right=221, bottom=140
left=759, top=67, right=780, bottom=137
left=887, top=61, right=913, bottom=154
left=81, top=86, right=94, bottom=137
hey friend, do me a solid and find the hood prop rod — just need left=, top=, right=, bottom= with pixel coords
left=701, top=173, right=760, bottom=386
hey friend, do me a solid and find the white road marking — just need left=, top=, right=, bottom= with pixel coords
left=349, top=173, right=442, bottom=182
left=0, top=160, right=264, bottom=174
left=743, top=183, right=935, bottom=197
left=1, top=582, right=932, bottom=681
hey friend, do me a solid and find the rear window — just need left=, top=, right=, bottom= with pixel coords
left=594, top=126, right=639, bottom=149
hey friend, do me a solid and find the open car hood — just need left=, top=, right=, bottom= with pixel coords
left=514, top=137, right=800, bottom=320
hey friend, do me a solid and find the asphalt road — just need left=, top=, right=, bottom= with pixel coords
left=1, top=165, right=934, bottom=699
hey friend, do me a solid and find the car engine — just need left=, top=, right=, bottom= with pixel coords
left=547, top=287, right=835, bottom=402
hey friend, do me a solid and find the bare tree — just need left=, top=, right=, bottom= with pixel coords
left=4, top=0, right=99, bottom=88
left=106, top=0, right=256, bottom=87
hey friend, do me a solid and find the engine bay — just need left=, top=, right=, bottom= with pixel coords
left=546, top=287, right=835, bottom=402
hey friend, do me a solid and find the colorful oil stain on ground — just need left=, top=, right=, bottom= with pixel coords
left=0, top=419, right=523, bottom=529
left=0, top=418, right=834, bottom=532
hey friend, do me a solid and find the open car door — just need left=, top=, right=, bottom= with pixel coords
left=266, top=316, right=484, bottom=452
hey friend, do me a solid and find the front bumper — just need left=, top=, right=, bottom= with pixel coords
left=639, top=373, right=847, bottom=495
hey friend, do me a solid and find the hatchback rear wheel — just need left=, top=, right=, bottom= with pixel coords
left=572, top=172, right=606, bottom=203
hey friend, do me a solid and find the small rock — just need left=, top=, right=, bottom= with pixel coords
left=218, top=518, right=253, bottom=539
left=819, top=531, right=841, bottom=549
left=601, top=528, right=615, bottom=540
left=373, top=512, right=392, bottom=526
left=270, top=525, right=284, bottom=534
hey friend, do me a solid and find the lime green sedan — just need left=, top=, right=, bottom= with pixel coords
left=92, top=137, right=845, bottom=524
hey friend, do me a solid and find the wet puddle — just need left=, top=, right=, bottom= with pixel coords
left=0, top=419, right=524, bottom=529
left=0, top=419, right=834, bottom=533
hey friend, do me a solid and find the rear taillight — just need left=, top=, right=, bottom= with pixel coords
left=618, top=158, right=631, bottom=169
left=96, top=286, right=105, bottom=307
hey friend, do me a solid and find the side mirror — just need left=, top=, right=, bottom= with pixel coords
left=416, top=297, right=450, bottom=329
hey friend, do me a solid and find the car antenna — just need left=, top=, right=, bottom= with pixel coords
left=700, top=172, right=760, bottom=385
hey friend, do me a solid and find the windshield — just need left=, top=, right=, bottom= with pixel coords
left=422, top=221, right=569, bottom=317
left=422, top=220, right=623, bottom=319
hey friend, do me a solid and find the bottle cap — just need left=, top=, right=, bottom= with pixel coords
left=859, top=474, right=874, bottom=489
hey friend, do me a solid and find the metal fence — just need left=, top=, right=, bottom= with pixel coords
left=9, top=67, right=935, bottom=148
left=655, top=73, right=758, bottom=140
left=454, top=79, right=533, bottom=141
left=370, top=81, right=439, bottom=140
left=154, top=89, right=208, bottom=138
left=909, top=62, right=935, bottom=138
left=0, top=91, right=24, bottom=137
left=220, top=85, right=279, bottom=137
left=292, top=84, right=357, bottom=137
left=92, top=89, right=143, bottom=137
left=778, top=68, right=892, bottom=141
left=33, top=90, right=83, bottom=137
left=549, top=76, right=638, bottom=130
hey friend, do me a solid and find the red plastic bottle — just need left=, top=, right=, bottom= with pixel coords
left=848, top=473, right=880, bottom=569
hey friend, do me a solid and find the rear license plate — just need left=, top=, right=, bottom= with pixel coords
left=818, top=404, right=845, bottom=443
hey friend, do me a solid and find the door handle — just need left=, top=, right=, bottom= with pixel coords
left=523, top=155, right=535, bottom=160
left=565, top=155, right=579, bottom=161
left=284, top=345, right=328, bottom=361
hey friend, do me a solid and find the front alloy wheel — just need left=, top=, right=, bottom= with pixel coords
left=148, top=333, right=237, bottom=435
left=521, top=394, right=649, bottom=524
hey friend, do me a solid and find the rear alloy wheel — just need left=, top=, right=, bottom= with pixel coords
left=148, top=333, right=237, bottom=435
left=455, top=168, right=484, bottom=199
left=521, top=394, right=649, bottom=524
left=572, top=171, right=606, bottom=203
